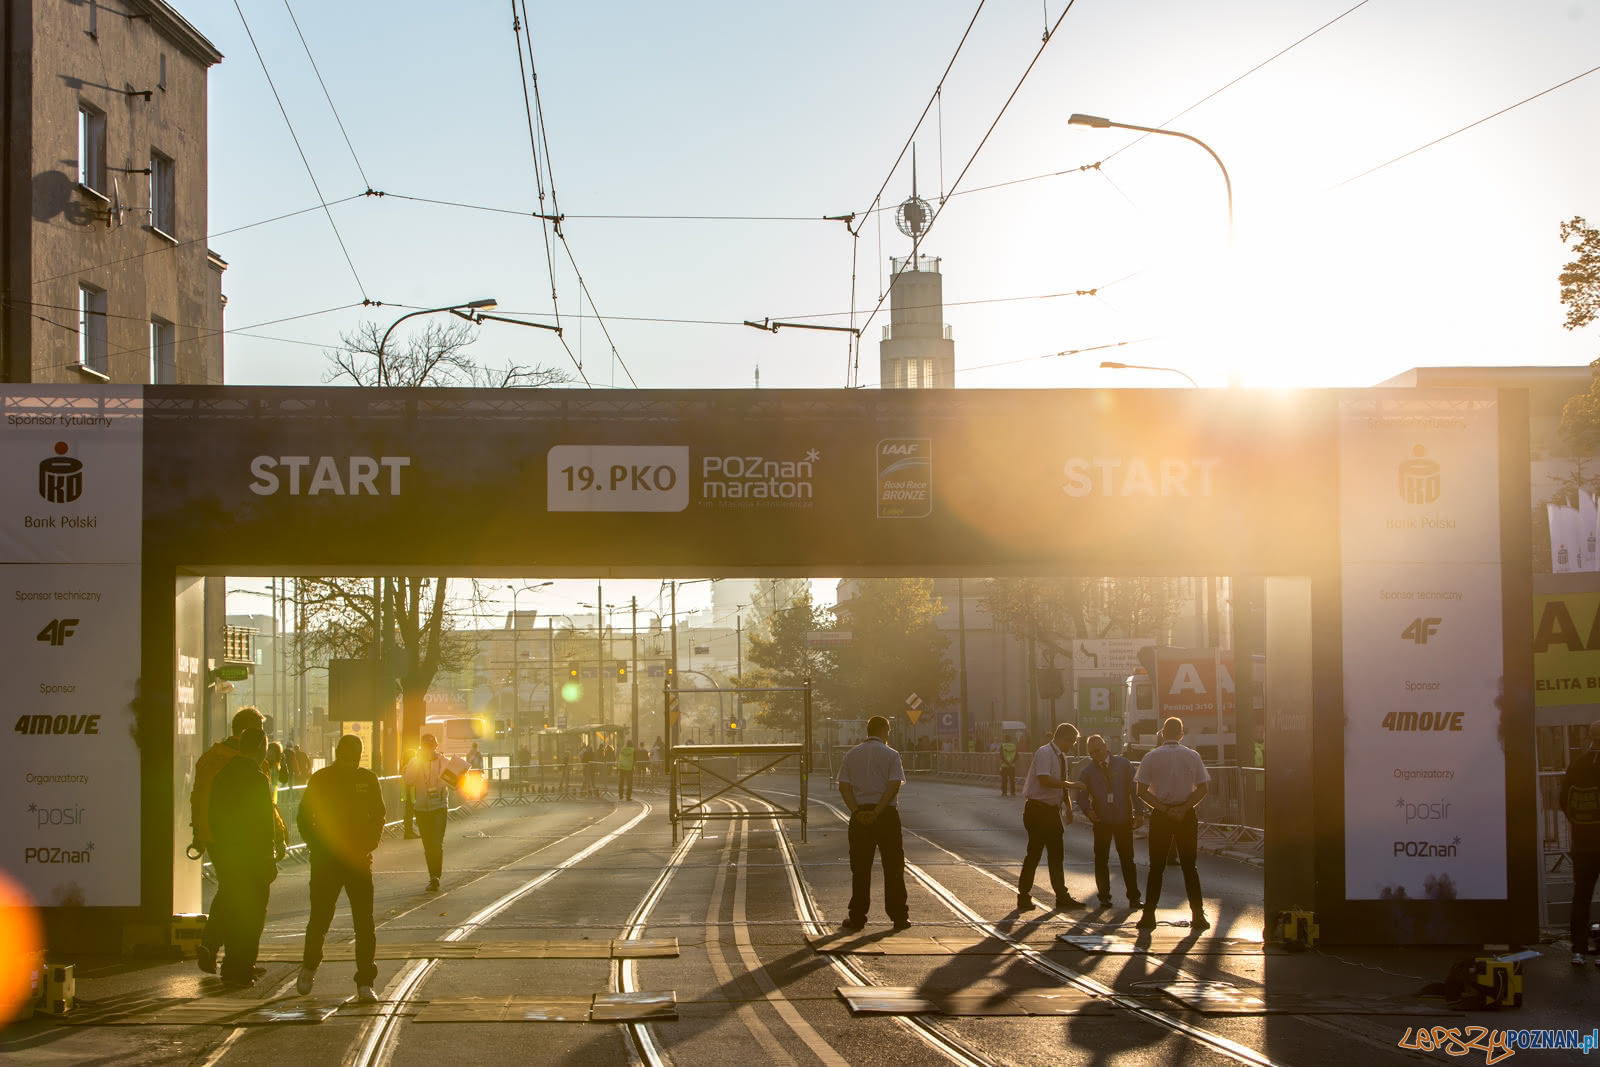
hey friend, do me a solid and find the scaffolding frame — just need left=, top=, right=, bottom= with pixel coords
left=667, top=681, right=811, bottom=845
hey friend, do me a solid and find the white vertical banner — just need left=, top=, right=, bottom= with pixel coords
left=1583, top=492, right=1598, bottom=572
left=0, top=389, right=143, bottom=907
left=1549, top=504, right=1576, bottom=573
left=1340, top=391, right=1505, bottom=901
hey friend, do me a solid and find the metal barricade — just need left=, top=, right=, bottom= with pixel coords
left=667, top=680, right=812, bottom=845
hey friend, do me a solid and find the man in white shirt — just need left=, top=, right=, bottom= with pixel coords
left=1016, top=722, right=1088, bottom=912
left=836, top=716, right=909, bottom=932
left=1134, top=717, right=1211, bottom=931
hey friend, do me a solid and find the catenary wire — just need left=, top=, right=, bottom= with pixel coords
left=1101, top=0, right=1374, bottom=166
left=30, top=195, right=364, bottom=286
left=280, top=0, right=372, bottom=189
left=845, top=0, right=1080, bottom=383
left=1332, top=61, right=1600, bottom=188
left=509, top=0, right=563, bottom=331
left=231, top=0, right=368, bottom=301
left=857, top=337, right=1155, bottom=386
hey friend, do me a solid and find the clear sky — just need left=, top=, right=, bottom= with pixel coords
left=188, top=0, right=1600, bottom=393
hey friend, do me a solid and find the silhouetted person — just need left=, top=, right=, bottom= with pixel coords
left=403, top=734, right=450, bottom=892
left=837, top=715, right=909, bottom=931
left=1016, top=722, right=1087, bottom=912
left=208, top=727, right=278, bottom=987
left=1136, top=717, right=1212, bottom=932
left=190, top=706, right=284, bottom=977
left=297, top=734, right=385, bottom=1002
left=1562, top=721, right=1600, bottom=963
left=617, top=738, right=637, bottom=800
left=1077, top=733, right=1143, bottom=909
left=999, top=735, right=1018, bottom=796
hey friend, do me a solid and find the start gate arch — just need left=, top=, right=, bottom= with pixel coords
left=0, top=384, right=1533, bottom=948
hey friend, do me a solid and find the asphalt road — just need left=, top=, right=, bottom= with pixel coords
left=2, top=773, right=1573, bottom=1066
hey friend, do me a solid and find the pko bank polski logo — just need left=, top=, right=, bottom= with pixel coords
left=1397, top=444, right=1440, bottom=505
left=39, top=442, right=83, bottom=503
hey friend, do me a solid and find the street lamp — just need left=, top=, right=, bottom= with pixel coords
left=508, top=582, right=554, bottom=749
left=376, top=298, right=497, bottom=383
left=1067, top=114, right=1232, bottom=239
left=1100, top=361, right=1199, bottom=388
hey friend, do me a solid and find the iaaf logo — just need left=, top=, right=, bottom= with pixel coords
left=28, top=802, right=84, bottom=828
left=38, top=442, right=83, bottom=504
left=24, top=842, right=93, bottom=864
left=878, top=438, right=931, bottom=519
left=1395, top=797, right=1451, bottom=824
left=1393, top=836, right=1460, bottom=858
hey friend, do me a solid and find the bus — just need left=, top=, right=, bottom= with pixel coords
left=1122, top=650, right=1263, bottom=763
left=425, top=715, right=492, bottom=762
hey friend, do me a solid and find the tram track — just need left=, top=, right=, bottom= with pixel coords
left=781, top=788, right=1294, bottom=1067
left=346, top=800, right=655, bottom=1067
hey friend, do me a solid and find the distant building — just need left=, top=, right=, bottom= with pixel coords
left=2, top=0, right=226, bottom=383
left=878, top=255, right=955, bottom=389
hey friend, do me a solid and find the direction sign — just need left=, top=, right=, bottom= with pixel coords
left=806, top=631, right=853, bottom=648
left=211, top=664, right=249, bottom=682
left=1073, top=638, right=1154, bottom=677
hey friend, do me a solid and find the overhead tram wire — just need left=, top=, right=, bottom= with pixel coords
left=845, top=0, right=1080, bottom=383
left=280, top=0, right=372, bottom=189
left=1332, top=60, right=1600, bottom=188
left=31, top=194, right=364, bottom=286
left=508, top=0, right=564, bottom=341
left=231, top=0, right=369, bottom=301
left=1100, top=0, right=1375, bottom=167
left=516, top=0, right=637, bottom=388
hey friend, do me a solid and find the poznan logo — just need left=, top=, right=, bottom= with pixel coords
left=1398, top=444, right=1440, bottom=504
left=39, top=442, right=83, bottom=504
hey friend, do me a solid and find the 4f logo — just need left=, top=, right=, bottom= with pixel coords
left=37, top=619, right=80, bottom=646
left=1400, top=617, right=1441, bottom=645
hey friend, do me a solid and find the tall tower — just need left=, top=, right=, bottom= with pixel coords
left=879, top=151, right=955, bottom=389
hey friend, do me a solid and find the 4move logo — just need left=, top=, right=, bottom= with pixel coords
left=38, top=442, right=82, bottom=503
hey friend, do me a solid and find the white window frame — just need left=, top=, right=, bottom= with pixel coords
left=150, top=317, right=176, bottom=384
left=149, top=151, right=175, bottom=238
left=78, top=285, right=109, bottom=376
left=78, top=105, right=106, bottom=196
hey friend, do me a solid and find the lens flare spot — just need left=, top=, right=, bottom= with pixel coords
left=457, top=770, right=487, bottom=804
left=0, top=873, right=43, bottom=1025
left=560, top=682, right=583, bottom=703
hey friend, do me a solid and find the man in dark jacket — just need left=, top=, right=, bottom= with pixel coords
left=1075, top=733, right=1144, bottom=909
left=208, top=727, right=278, bottom=987
left=297, top=733, right=387, bottom=1001
left=1562, top=721, right=1600, bottom=964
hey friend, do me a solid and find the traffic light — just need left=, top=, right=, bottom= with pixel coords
left=615, top=662, right=627, bottom=680
left=568, top=661, right=579, bottom=680
left=728, top=718, right=739, bottom=731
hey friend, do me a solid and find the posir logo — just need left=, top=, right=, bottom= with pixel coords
left=249, top=455, right=410, bottom=496
left=24, top=842, right=94, bottom=864
left=1393, top=835, right=1460, bottom=858
left=1397, top=444, right=1440, bottom=504
left=28, top=802, right=84, bottom=829
left=877, top=438, right=931, bottom=519
left=1395, top=797, right=1452, bottom=824
left=38, top=442, right=83, bottom=503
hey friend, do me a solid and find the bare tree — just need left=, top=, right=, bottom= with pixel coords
left=297, top=319, right=569, bottom=766
left=324, top=319, right=571, bottom=389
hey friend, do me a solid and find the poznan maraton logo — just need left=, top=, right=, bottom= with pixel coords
left=38, top=442, right=82, bottom=504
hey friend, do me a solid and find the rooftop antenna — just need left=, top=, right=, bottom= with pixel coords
left=895, top=144, right=932, bottom=244
left=754, top=361, right=761, bottom=389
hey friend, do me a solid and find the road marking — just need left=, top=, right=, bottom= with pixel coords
left=350, top=801, right=654, bottom=1067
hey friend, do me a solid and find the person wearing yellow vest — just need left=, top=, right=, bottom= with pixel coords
left=999, top=737, right=1019, bottom=796
left=616, top=739, right=637, bottom=801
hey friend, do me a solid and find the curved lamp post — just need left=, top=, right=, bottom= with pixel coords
left=1067, top=114, right=1232, bottom=240
left=1100, top=361, right=1199, bottom=388
left=508, top=581, right=554, bottom=744
left=376, top=298, right=497, bottom=383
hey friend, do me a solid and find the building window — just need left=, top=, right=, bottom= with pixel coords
left=150, top=317, right=176, bottom=383
left=149, top=152, right=175, bottom=236
left=78, top=105, right=106, bottom=194
left=158, top=53, right=167, bottom=91
left=78, top=285, right=108, bottom=374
